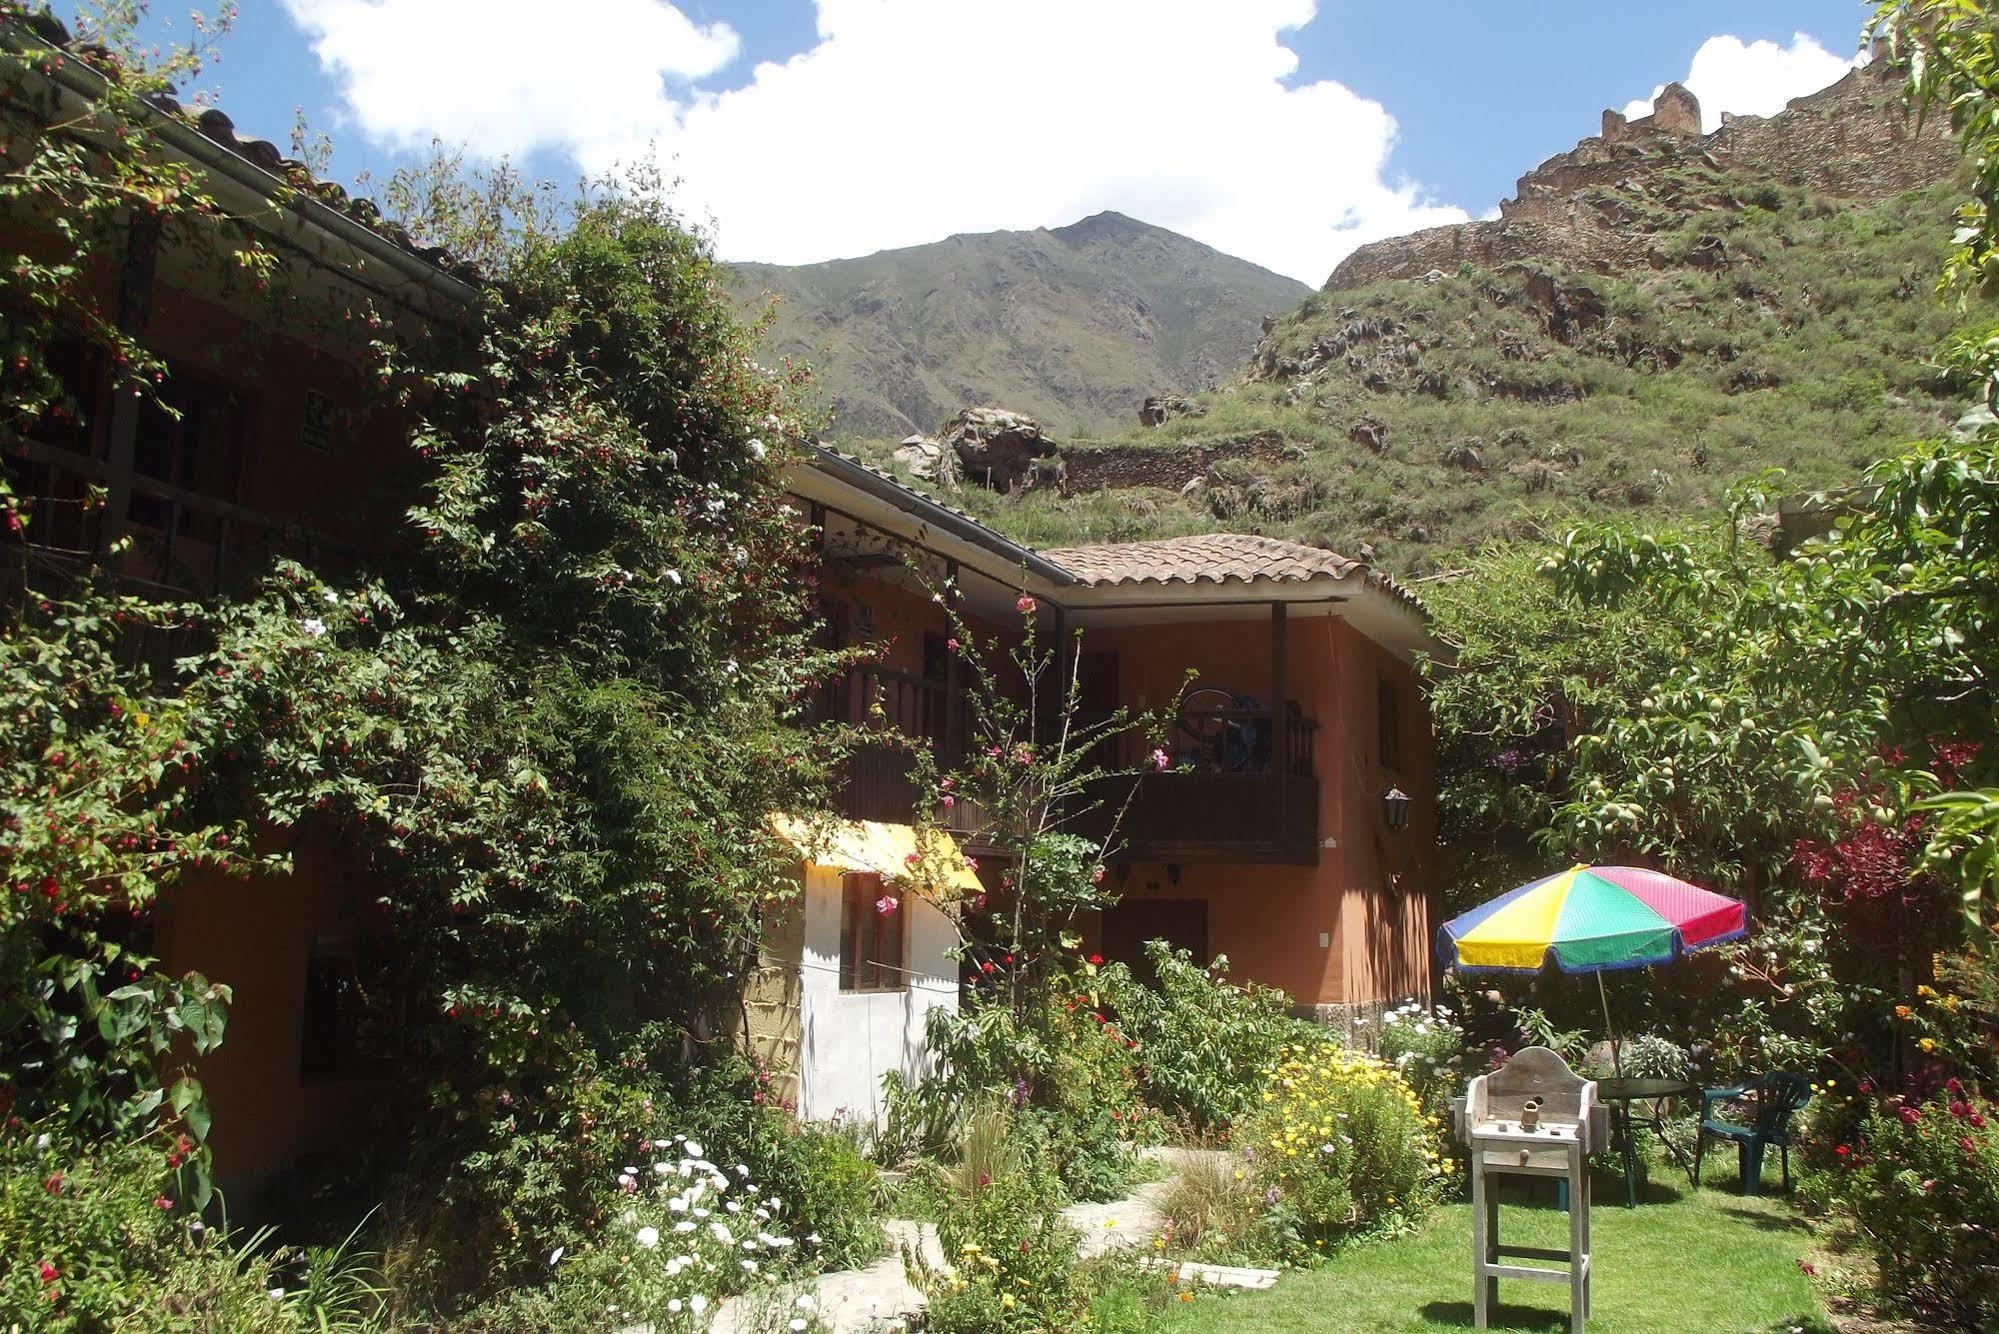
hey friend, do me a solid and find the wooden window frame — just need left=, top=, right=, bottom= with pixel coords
left=839, top=872, right=908, bottom=993
left=1378, top=677, right=1403, bottom=773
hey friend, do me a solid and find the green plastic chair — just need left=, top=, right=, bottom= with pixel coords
left=1693, top=1072, right=1812, bottom=1195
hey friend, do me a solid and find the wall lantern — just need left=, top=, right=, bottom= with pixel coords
left=1382, top=786, right=1412, bottom=834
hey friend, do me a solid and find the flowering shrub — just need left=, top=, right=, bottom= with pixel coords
left=1096, top=941, right=1317, bottom=1136
left=1818, top=1083, right=1999, bottom=1329
left=913, top=1162, right=1086, bottom=1333
left=1241, top=1041, right=1445, bottom=1260
left=608, top=1136, right=829, bottom=1331
left=0, top=1123, right=375, bottom=1330
left=1376, top=1001, right=1467, bottom=1123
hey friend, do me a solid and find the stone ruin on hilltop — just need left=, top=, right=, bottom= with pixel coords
left=1321, top=44, right=1955, bottom=292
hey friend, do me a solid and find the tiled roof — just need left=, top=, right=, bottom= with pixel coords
left=806, top=447, right=1427, bottom=617
left=1045, top=533, right=1360, bottom=586
left=10, top=12, right=483, bottom=285
left=1047, top=533, right=1428, bottom=614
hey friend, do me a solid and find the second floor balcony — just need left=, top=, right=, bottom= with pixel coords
left=816, top=664, right=1320, bottom=867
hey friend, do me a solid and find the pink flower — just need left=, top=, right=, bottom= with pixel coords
left=947, top=638, right=960, bottom=651
left=1151, top=748, right=1170, bottom=772
left=940, top=794, right=956, bottom=808
left=939, top=777, right=954, bottom=791
left=904, top=852, right=921, bottom=867
left=875, top=895, right=899, bottom=915
left=1015, top=594, right=1037, bottom=614
left=964, top=857, right=979, bottom=873
left=1899, top=1105, right=1921, bottom=1125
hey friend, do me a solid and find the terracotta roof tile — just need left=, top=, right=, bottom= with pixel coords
left=1046, top=533, right=1429, bottom=615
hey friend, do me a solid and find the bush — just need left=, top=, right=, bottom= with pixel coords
left=917, top=983, right=1160, bottom=1202
left=1821, top=1083, right=1999, bottom=1329
left=0, top=1125, right=379, bottom=1331
left=1240, top=1041, right=1446, bottom=1261
left=1376, top=1001, right=1468, bottom=1123
left=914, top=1155, right=1085, bottom=1333
left=1097, top=942, right=1317, bottom=1136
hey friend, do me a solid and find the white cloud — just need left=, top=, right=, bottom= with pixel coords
left=280, top=0, right=741, bottom=160
left=1622, top=32, right=1864, bottom=133
left=281, top=0, right=1466, bottom=285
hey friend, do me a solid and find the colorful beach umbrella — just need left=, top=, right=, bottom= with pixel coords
left=1437, top=864, right=1749, bottom=1080
left=1437, top=863, right=1748, bottom=975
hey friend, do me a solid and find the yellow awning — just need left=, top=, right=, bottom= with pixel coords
left=770, top=813, right=984, bottom=893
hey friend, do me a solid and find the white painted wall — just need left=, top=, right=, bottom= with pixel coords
left=795, top=866, right=959, bottom=1123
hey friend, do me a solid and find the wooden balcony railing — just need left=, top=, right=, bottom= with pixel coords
left=814, top=666, right=1010, bottom=849
left=3, top=433, right=349, bottom=599
left=1077, top=703, right=1320, bottom=865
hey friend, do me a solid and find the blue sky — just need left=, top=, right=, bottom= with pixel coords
left=76, top=1, right=1878, bottom=283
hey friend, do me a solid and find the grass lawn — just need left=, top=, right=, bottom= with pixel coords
left=1155, top=1169, right=1828, bottom=1333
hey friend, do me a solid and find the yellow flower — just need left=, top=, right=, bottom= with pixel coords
left=1895, top=1005, right=1913, bottom=1020
left=1002, top=1294, right=1015, bottom=1310
left=1918, top=1037, right=1938, bottom=1053
left=1916, top=984, right=1937, bottom=998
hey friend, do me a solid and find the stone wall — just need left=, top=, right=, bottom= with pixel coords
left=1060, top=431, right=1293, bottom=494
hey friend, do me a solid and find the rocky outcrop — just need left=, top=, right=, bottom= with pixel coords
left=891, top=433, right=955, bottom=485
left=1138, top=394, right=1207, bottom=427
left=1323, top=54, right=1952, bottom=292
left=942, top=407, right=1059, bottom=492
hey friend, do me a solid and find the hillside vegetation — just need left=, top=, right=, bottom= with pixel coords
left=857, top=65, right=1989, bottom=574
left=728, top=211, right=1308, bottom=440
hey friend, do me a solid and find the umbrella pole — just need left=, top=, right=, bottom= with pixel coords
left=1597, top=970, right=1624, bottom=1079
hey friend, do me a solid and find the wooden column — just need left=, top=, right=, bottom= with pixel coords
left=1270, top=601, right=1289, bottom=822
left=99, top=215, right=160, bottom=557
left=943, top=559, right=963, bottom=768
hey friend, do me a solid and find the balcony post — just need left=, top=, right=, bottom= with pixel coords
left=99, top=216, right=160, bottom=556
left=943, top=559, right=963, bottom=768
left=1270, top=601, right=1289, bottom=826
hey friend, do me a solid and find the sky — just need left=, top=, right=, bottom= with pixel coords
left=80, top=0, right=1880, bottom=285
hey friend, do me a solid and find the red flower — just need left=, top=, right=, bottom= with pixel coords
left=42, top=1173, right=62, bottom=1195
left=1899, top=1105, right=1921, bottom=1125
left=153, top=1195, right=173, bottom=1210
left=1015, top=594, right=1037, bottom=615
left=1962, top=1136, right=1978, bottom=1153
left=1087, top=954, right=1104, bottom=966
left=979, top=961, right=995, bottom=975
left=1950, top=1100, right=1972, bottom=1119
left=38, top=1261, right=57, bottom=1284
left=1834, top=1144, right=1851, bottom=1157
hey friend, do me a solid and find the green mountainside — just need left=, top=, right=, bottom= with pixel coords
left=861, top=64, right=1986, bottom=576
left=727, top=212, right=1310, bottom=440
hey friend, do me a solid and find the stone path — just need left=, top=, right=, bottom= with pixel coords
left=715, top=1146, right=1263, bottom=1333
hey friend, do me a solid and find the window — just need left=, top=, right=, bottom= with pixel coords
left=1378, top=677, right=1403, bottom=772
left=299, top=939, right=399, bottom=1079
left=839, top=872, right=907, bottom=992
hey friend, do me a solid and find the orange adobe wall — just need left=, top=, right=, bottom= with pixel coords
left=1076, top=613, right=1434, bottom=1011
left=153, top=836, right=397, bottom=1194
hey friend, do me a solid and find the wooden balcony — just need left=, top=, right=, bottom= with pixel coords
left=1079, top=704, right=1320, bottom=865
left=814, top=666, right=1009, bottom=853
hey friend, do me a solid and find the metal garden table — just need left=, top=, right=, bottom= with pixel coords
left=1594, top=1076, right=1698, bottom=1207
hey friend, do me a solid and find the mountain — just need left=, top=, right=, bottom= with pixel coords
left=910, top=60, right=1985, bottom=575
left=726, top=213, right=1311, bottom=440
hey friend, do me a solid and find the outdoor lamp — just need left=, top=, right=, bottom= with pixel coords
left=1382, top=786, right=1411, bottom=833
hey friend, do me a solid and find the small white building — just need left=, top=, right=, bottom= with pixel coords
left=751, top=817, right=978, bottom=1122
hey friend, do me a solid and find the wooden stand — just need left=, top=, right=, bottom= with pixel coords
left=1457, top=1047, right=1606, bottom=1334
left=1470, top=1131, right=1591, bottom=1332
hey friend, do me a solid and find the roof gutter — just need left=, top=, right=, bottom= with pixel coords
left=806, top=446, right=1075, bottom=586
left=21, top=23, right=480, bottom=309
